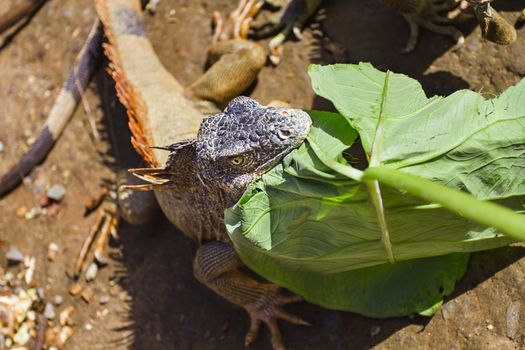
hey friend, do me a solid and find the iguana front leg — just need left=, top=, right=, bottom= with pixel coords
left=187, top=39, right=266, bottom=107
left=194, top=241, right=308, bottom=350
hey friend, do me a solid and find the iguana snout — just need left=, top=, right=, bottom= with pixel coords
left=196, top=96, right=311, bottom=192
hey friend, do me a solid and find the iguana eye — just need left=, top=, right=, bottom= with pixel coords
left=230, top=156, right=244, bottom=166
left=278, top=129, right=291, bottom=139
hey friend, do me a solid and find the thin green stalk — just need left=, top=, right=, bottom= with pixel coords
left=366, top=179, right=396, bottom=263
left=306, top=137, right=364, bottom=181
left=363, top=166, right=525, bottom=241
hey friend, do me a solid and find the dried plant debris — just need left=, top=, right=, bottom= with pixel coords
left=0, top=288, right=42, bottom=348
left=1, top=256, right=78, bottom=349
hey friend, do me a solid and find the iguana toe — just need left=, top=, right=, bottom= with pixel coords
left=243, top=286, right=309, bottom=349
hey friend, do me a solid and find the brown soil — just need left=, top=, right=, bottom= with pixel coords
left=0, top=0, right=524, bottom=349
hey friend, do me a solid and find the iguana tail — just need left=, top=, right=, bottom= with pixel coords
left=93, top=0, right=204, bottom=167
left=0, top=0, right=47, bottom=34
left=0, top=20, right=104, bottom=197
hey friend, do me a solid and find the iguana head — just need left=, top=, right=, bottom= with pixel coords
left=196, top=96, right=311, bottom=194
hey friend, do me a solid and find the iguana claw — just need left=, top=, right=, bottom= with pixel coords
left=243, top=286, right=309, bottom=350
left=213, top=0, right=264, bottom=43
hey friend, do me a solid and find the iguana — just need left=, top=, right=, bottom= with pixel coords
left=249, top=0, right=518, bottom=55
left=0, top=0, right=520, bottom=348
left=1, top=0, right=311, bottom=348
left=95, top=2, right=312, bottom=349
left=1, top=0, right=518, bottom=198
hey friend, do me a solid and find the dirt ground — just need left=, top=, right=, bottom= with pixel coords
left=0, top=0, right=524, bottom=349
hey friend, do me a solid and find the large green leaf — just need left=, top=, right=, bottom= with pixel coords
left=226, top=64, right=525, bottom=317
left=309, top=63, right=525, bottom=199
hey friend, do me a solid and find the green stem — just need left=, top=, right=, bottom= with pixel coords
left=366, top=180, right=395, bottom=263
left=363, top=166, right=525, bottom=241
left=306, top=137, right=364, bottom=181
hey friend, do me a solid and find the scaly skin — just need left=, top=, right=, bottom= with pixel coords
left=95, top=0, right=310, bottom=348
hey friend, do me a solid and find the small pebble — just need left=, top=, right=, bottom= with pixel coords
left=486, top=324, right=494, bottom=331
left=85, top=262, right=98, bottom=282
left=146, top=0, right=161, bottom=14
left=27, top=310, right=36, bottom=321
left=47, top=242, right=60, bottom=261
left=506, top=301, right=521, bottom=339
left=6, top=247, right=24, bottom=263
left=0, top=140, right=4, bottom=153
left=98, top=295, right=110, bottom=305
left=46, top=184, right=66, bottom=202
left=68, top=283, right=83, bottom=296
left=37, top=287, right=45, bottom=300
left=59, top=326, right=73, bottom=344
left=81, top=287, right=94, bottom=303
left=13, top=322, right=31, bottom=345
left=59, top=306, right=75, bottom=326
left=370, top=325, right=381, bottom=337
left=24, top=207, right=40, bottom=220
left=33, top=178, right=47, bottom=194
left=84, top=323, right=93, bottom=331
left=24, top=256, right=36, bottom=284
left=26, top=136, right=36, bottom=146
left=16, top=206, right=27, bottom=218
left=53, top=295, right=63, bottom=306
left=96, top=308, right=109, bottom=318
left=44, top=303, right=56, bottom=320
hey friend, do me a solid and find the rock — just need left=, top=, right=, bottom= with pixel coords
left=46, top=184, right=66, bottom=202
left=81, top=287, right=94, bottom=303
left=0, top=140, right=4, bottom=153
left=59, top=306, right=75, bottom=327
left=13, top=322, right=31, bottom=345
left=506, top=301, right=521, bottom=340
left=68, top=283, right=82, bottom=296
left=96, top=308, right=109, bottom=318
left=370, top=325, right=381, bottom=337
left=84, top=323, right=93, bottom=331
left=59, top=326, right=73, bottom=345
left=6, top=247, right=24, bottom=264
left=47, top=243, right=60, bottom=261
left=37, top=288, right=45, bottom=301
left=24, top=256, right=36, bottom=285
left=85, top=262, right=98, bottom=282
left=27, top=310, right=36, bottom=321
left=44, top=303, right=56, bottom=320
left=53, top=295, right=63, bottom=306
left=98, top=295, right=110, bottom=305
left=16, top=206, right=27, bottom=218
left=24, top=207, right=41, bottom=220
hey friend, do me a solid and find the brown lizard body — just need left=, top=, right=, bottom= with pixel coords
left=95, top=1, right=310, bottom=348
